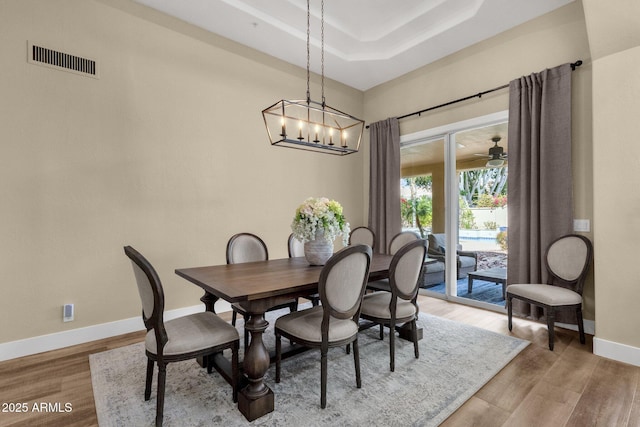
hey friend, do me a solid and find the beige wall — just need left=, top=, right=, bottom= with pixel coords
left=584, top=0, right=640, bottom=348
left=5, top=0, right=637, bottom=356
left=0, top=0, right=364, bottom=344
left=363, top=1, right=595, bottom=318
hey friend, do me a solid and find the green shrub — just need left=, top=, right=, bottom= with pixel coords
left=459, top=197, right=477, bottom=230
left=477, top=193, right=508, bottom=208
left=496, top=231, right=508, bottom=250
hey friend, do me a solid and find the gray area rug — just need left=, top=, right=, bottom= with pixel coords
left=90, top=311, right=528, bottom=426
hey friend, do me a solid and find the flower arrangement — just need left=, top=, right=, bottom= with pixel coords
left=291, top=197, right=350, bottom=246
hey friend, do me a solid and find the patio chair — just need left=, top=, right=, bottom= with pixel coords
left=427, top=233, right=477, bottom=279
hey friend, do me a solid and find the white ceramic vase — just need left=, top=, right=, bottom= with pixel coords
left=304, top=230, right=334, bottom=265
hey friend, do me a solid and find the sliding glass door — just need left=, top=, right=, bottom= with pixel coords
left=400, top=112, right=509, bottom=311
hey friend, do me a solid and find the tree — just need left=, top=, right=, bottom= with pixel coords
left=401, top=176, right=433, bottom=237
left=413, top=175, right=432, bottom=192
left=459, top=167, right=507, bottom=207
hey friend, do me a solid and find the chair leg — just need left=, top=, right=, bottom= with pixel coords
left=291, top=298, right=299, bottom=312
left=379, top=323, right=384, bottom=340
left=275, top=332, right=282, bottom=383
left=145, top=358, right=154, bottom=401
left=577, top=306, right=586, bottom=345
left=231, top=310, right=237, bottom=326
left=231, top=341, right=239, bottom=403
left=389, top=320, right=396, bottom=372
left=546, top=308, right=555, bottom=351
left=353, top=338, right=362, bottom=389
left=321, top=348, right=328, bottom=409
left=206, top=354, right=213, bottom=374
left=412, top=319, right=419, bottom=359
left=156, top=363, right=167, bottom=427
left=507, top=295, right=513, bottom=331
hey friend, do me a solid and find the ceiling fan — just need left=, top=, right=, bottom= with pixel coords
left=476, top=136, right=507, bottom=167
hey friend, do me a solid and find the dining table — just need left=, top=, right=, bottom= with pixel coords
left=175, top=253, right=395, bottom=421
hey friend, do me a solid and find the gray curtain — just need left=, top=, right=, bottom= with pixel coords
left=368, top=118, right=401, bottom=254
left=507, top=63, right=574, bottom=320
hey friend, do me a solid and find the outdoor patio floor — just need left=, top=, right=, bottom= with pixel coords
left=422, top=250, right=508, bottom=307
left=423, top=278, right=506, bottom=306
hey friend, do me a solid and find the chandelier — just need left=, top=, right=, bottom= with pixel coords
left=262, top=0, right=364, bottom=155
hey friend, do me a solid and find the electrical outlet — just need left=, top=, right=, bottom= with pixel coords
left=573, top=219, right=590, bottom=232
left=63, top=304, right=74, bottom=322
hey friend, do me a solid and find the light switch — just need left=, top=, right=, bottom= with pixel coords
left=573, top=219, right=590, bottom=232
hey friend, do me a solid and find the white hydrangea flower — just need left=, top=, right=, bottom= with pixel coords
left=291, top=197, right=350, bottom=246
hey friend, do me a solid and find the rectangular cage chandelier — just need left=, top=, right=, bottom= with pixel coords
left=262, top=99, right=364, bottom=155
left=261, top=0, right=364, bottom=156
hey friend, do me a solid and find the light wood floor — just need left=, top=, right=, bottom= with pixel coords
left=1, top=296, right=639, bottom=426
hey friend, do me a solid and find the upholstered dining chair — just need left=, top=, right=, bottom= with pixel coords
left=506, top=234, right=593, bottom=351
left=274, top=244, right=372, bottom=409
left=287, top=233, right=305, bottom=258
left=359, top=239, right=427, bottom=371
left=288, top=233, right=320, bottom=307
left=227, top=233, right=298, bottom=348
left=388, top=230, right=420, bottom=254
left=349, top=226, right=376, bottom=251
left=367, top=231, right=421, bottom=293
left=124, top=246, right=239, bottom=427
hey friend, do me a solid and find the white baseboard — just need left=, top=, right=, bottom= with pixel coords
left=556, top=319, right=595, bottom=336
left=593, top=337, right=640, bottom=367
left=6, top=306, right=637, bottom=368
left=0, top=303, right=229, bottom=362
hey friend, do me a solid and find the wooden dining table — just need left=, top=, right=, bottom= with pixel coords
left=175, top=253, right=394, bottom=421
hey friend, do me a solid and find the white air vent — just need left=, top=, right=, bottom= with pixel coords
left=27, top=41, right=99, bottom=79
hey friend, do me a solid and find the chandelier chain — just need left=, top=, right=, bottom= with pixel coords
left=321, top=0, right=325, bottom=107
left=261, top=0, right=364, bottom=155
left=306, top=0, right=311, bottom=103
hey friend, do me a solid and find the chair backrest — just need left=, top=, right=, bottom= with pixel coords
left=389, top=239, right=428, bottom=301
left=428, top=233, right=462, bottom=255
left=123, top=246, right=167, bottom=347
left=546, top=234, right=593, bottom=294
left=389, top=231, right=419, bottom=255
left=349, top=226, right=376, bottom=250
left=288, top=233, right=305, bottom=257
left=318, top=244, right=372, bottom=324
left=226, top=233, right=268, bottom=264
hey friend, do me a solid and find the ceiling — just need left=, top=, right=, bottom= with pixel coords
left=401, top=122, right=508, bottom=173
left=133, top=0, right=574, bottom=91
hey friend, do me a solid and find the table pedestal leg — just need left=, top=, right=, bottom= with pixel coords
left=197, top=292, right=220, bottom=368
left=200, top=291, right=219, bottom=313
left=238, top=313, right=274, bottom=421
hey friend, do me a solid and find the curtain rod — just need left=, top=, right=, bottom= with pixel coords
left=365, top=60, right=583, bottom=129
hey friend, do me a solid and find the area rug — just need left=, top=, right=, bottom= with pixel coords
left=90, top=311, right=528, bottom=426
left=426, top=278, right=507, bottom=305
